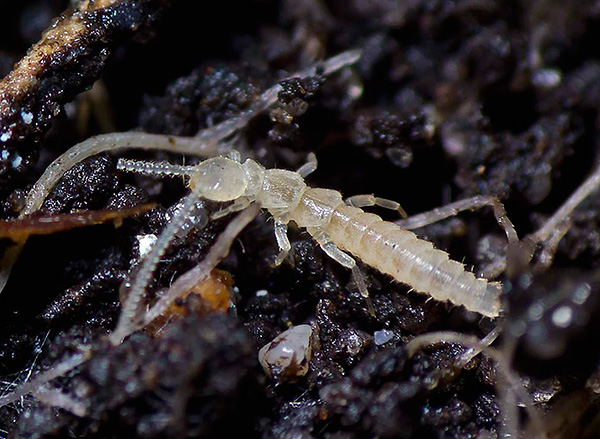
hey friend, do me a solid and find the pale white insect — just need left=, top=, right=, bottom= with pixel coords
left=1, top=40, right=597, bottom=437
left=108, top=149, right=502, bottom=346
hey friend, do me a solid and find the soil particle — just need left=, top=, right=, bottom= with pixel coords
left=319, top=347, right=423, bottom=438
left=139, top=63, right=264, bottom=136
left=11, top=314, right=259, bottom=439
left=42, top=155, right=119, bottom=213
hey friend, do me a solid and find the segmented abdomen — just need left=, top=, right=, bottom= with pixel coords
left=326, top=205, right=500, bottom=317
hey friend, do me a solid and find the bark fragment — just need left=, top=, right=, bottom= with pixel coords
left=0, top=0, right=173, bottom=186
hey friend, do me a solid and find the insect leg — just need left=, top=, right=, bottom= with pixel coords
left=309, top=227, right=369, bottom=297
left=212, top=197, right=253, bottom=219
left=273, top=219, right=291, bottom=266
left=345, top=194, right=407, bottom=218
left=396, top=195, right=518, bottom=244
left=225, top=149, right=242, bottom=162
left=296, top=153, right=318, bottom=178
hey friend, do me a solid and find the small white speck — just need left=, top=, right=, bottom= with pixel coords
left=532, top=69, right=562, bottom=89
left=441, top=132, right=466, bottom=156
left=348, top=82, right=363, bottom=100
left=527, top=303, right=544, bottom=321
left=0, top=132, right=10, bottom=142
left=11, top=154, right=22, bottom=168
left=136, top=234, right=157, bottom=258
left=508, top=319, right=527, bottom=337
left=552, top=306, right=573, bottom=328
left=572, top=284, right=591, bottom=305
left=374, top=329, right=394, bottom=345
left=21, top=111, right=33, bottom=124
left=518, top=273, right=533, bottom=289
left=256, top=289, right=268, bottom=297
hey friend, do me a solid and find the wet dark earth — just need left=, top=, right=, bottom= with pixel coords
left=1, top=0, right=600, bottom=438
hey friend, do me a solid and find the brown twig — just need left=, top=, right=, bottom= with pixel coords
left=0, top=0, right=173, bottom=183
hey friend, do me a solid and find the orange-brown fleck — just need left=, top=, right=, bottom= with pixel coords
left=146, top=270, right=235, bottom=336
left=0, top=204, right=154, bottom=241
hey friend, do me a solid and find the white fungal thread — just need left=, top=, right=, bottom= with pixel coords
left=112, top=150, right=501, bottom=335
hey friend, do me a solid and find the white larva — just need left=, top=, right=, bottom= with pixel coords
left=320, top=201, right=500, bottom=317
left=113, top=151, right=501, bottom=340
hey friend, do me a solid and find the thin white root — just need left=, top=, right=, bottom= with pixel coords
left=406, top=331, right=546, bottom=439
left=529, top=165, right=600, bottom=245
left=456, top=322, right=504, bottom=367
left=110, top=193, right=203, bottom=345
left=21, top=132, right=219, bottom=218
left=517, top=164, right=600, bottom=273
left=193, top=49, right=361, bottom=144
left=35, top=387, right=87, bottom=417
left=499, top=164, right=600, bottom=274
left=396, top=195, right=519, bottom=244
left=0, top=246, right=23, bottom=300
left=115, top=203, right=261, bottom=342
left=498, top=334, right=519, bottom=439
left=529, top=220, right=572, bottom=271
left=0, top=348, right=91, bottom=409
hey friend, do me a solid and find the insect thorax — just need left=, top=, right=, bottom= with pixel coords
left=259, top=169, right=307, bottom=212
left=290, top=188, right=343, bottom=227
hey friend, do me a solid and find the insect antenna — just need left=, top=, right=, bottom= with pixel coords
left=116, top=158, right=197, bottom=178
left=110, top=192, right=205, bottom=345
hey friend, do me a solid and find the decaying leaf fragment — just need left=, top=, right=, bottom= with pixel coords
left=0, top=204, right=154, bottom=241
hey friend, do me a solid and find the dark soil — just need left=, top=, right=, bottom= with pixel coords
left=1, top=0, right=600, bottom=438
